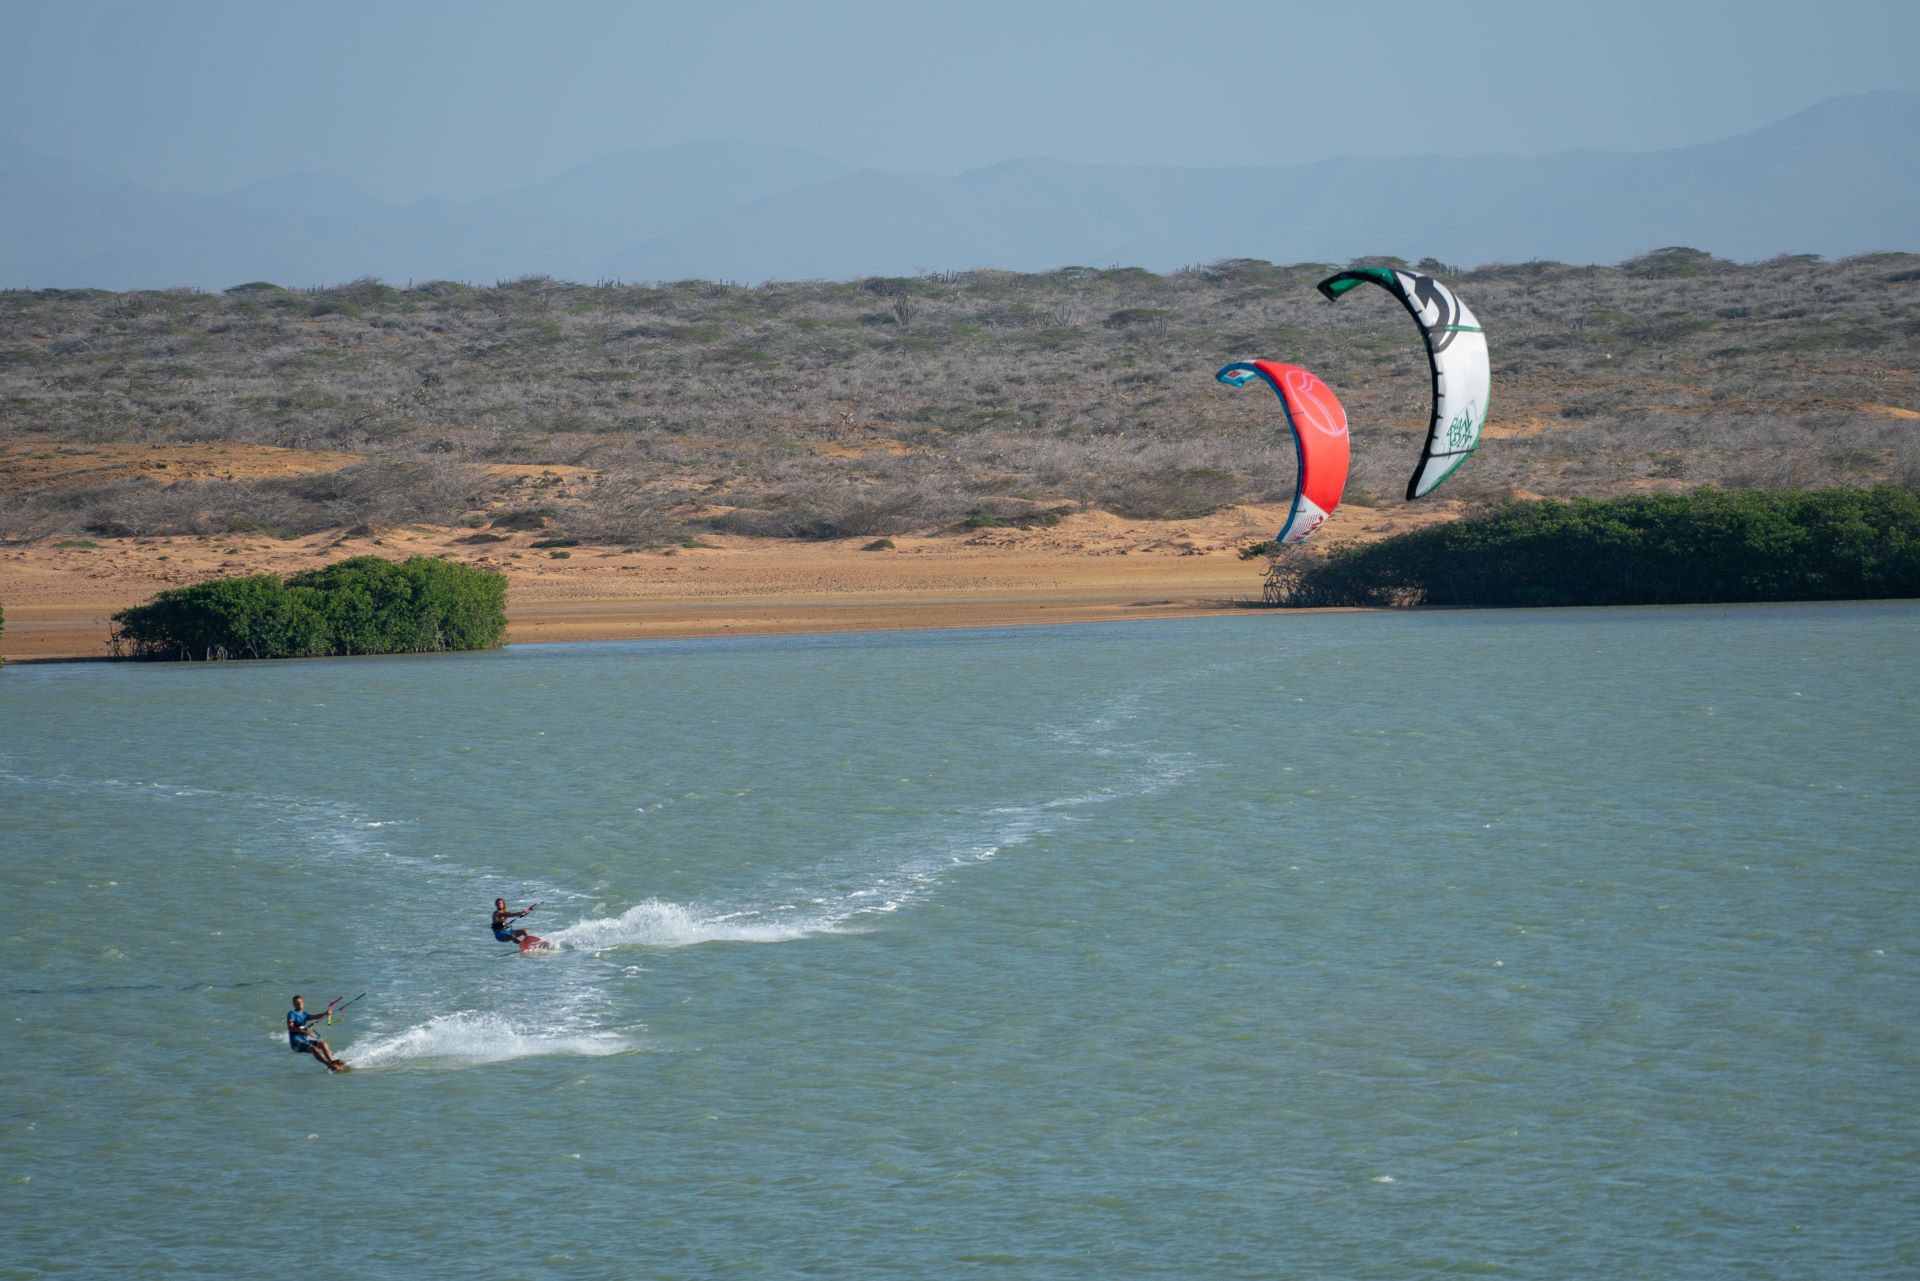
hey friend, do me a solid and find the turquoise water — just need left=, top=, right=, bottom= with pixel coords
left=2, top=604, right=1916, bottom=1279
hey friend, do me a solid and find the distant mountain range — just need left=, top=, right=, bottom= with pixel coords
left=4, top=91, right=1917, bottom=290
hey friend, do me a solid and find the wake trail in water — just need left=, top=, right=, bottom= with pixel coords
left=2, top=765, right=594, bottom=957
left=539, top=776, right=1149, bottom=953
left=345, top=1011, right=630, bottom=1070
left=12, top=653, right=1251, bottom=1067
left=2, top=764, right=622, bottom=1064
left=0, top=765, right=580, bottom=906
left=544, top=661, right=1236, bottom=954
left=544, top=898, right=823, bottom=951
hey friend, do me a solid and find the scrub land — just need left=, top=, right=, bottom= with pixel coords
left=2, top=249, right=1916, bottom=657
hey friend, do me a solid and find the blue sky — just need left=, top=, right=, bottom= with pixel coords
left=4, top=0, right=1917, bottom=202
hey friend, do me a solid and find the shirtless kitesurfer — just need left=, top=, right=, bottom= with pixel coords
left=491, top=898, right=540, bottom=947
left=286, top=994, right=347, bottom=1072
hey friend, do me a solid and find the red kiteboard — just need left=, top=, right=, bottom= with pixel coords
left=517, top=933, right=549, bottom=953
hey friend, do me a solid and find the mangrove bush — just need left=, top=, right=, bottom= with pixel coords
left=110, top=556, right=507, bottom=660
left=1269, top=487, right=1920, bottom=608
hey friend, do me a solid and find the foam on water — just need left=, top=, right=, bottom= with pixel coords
left=533, top=677, right=1214, bottom=954
left=549, top=758, right=1199, bottom=954
left=546, top=898, right=825, bottom=951
left=825, top=672, right=1216, bottom=915
left=344, top=1011, right=629, bottom=1070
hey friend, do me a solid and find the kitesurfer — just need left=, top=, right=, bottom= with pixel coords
left=491, top=898, right=536, bottom=945
left=286, top=994, right=347, bottom=1072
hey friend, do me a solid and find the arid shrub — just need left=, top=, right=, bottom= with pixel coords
left=709, top=484, right=927, bottom=539
left=3, top=252, right=1915, bottom=538
left=566, top=476, right=682, bottom=546
left=1103, top=467, right=1241, bottom=520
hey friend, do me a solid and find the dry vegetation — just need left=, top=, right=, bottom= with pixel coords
left=2, top=248, right=1917, bottom=542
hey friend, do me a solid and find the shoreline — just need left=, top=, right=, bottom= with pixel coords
left=1, top=597, right=1301, bottom=665
left=0, top=505, right=1315, bottom=662
left=0, top=576, right=1278, bottom=663
left=0, top=502, right=1455, bottom=662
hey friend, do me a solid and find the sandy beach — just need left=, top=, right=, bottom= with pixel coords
left=0, top=498, right=1456, bottom=661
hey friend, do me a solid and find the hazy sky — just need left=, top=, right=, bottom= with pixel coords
left=4, top=0, right=1917, bottom=202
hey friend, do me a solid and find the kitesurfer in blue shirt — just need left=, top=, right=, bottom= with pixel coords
left=285, top=994, right=347, bottom=1072
left=491, top=898, right=536, bottom=945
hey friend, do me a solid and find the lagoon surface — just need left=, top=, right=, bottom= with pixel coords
left=3, top=604, right=1917, bottom=1279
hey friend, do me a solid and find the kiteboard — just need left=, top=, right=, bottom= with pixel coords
left=517, top=933, right=550, bottom=954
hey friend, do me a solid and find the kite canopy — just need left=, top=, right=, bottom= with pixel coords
left=1216, top=360, right=1349, bottom=545
left=1317, top=268, right=1490, bottom=500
